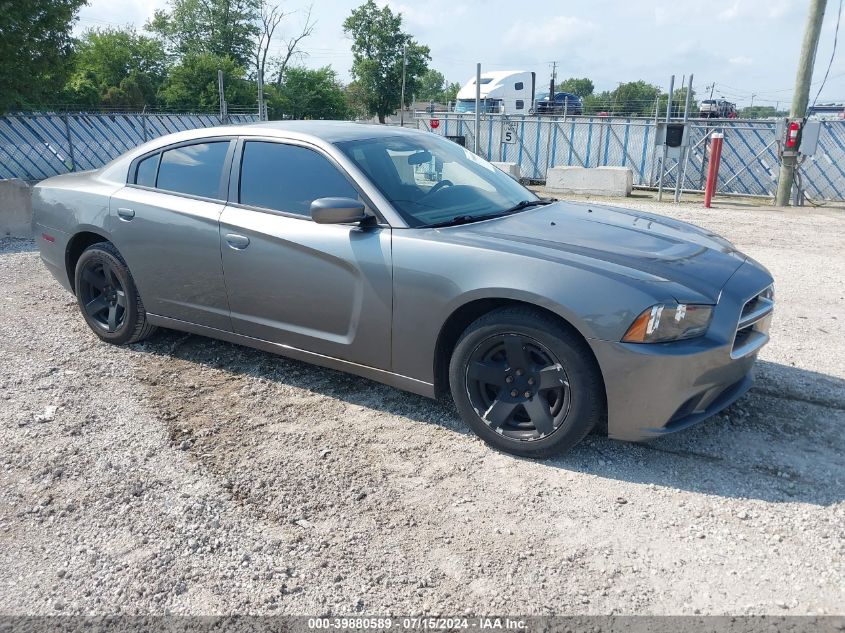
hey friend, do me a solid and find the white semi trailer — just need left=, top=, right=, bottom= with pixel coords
left=453, top=70, right=536, bottom=115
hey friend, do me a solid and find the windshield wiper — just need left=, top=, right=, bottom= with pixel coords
left=418, top=199, right=553, bottom=229
left=496, top=198, right=554, bottom=216
left=418, top=215, right=486, bottom=229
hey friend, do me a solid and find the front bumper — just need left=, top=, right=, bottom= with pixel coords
left=589, top=260, right=773, bottom=442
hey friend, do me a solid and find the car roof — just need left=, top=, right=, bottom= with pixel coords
left=239, top=120, right=427, bottom=143
left=134, top=120, right=428, bottom=149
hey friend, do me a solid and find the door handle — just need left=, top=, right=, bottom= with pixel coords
left=117, top=207, right=135, bottom=221
left=225, top=233, right=250, bottom=250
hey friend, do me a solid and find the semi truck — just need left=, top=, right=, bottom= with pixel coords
left=453, top=70, right=536, bottom=115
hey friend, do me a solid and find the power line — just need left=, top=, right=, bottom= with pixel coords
left=812, top=0, right=843, bottom=106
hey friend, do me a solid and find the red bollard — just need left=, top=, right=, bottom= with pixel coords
left=704, top=132, right=724, bottom=208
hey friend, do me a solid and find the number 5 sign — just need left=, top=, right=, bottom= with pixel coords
left=502, top=122, right=517, bottom=144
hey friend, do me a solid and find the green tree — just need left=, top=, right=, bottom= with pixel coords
left=147, top=0, right=260, bottom=67
left=612, top=80, right=661, bottom=116
left=64, top=28, right=167, bottom=108
left=157, top=52, right=254, bottom=111
left=417, top=69, right=446, bottom=102
left=0, top=0, right=87, bottom=112
left=657, top=86, right=698, bottom=118
left=416, top=70, right=460, bottom=106
left=557, top=77, right=594, bottom=98
left=740, top=105, right=786, bottom=119
left=342, top=0, right=430, bottom=123
left=444, top=81, right=460, bottom=105
left=582, top=91, right=611, bottom=115
left=270, top=66, right=350, bottom=119
left=344, top=81, right=370, bottom=119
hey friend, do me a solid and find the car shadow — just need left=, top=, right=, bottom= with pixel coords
left=137, top=330, right=845, bottom=507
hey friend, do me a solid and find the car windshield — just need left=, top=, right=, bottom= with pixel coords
left=335, top=134, right=538, bottom=227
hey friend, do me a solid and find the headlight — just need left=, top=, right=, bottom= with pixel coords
left=622, top=303, right=713, bottom=343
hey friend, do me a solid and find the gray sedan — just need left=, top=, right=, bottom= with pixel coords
left=32, top=122, right=774, bottom=457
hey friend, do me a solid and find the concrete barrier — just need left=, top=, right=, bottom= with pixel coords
left=545, top=166, right=633, bottom=197
left=0, top=179, right=33, bottom=238
left=491, top=162, right=521, bottom=180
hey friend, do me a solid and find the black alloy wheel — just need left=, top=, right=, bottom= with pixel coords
left=78, top=258, right=127, bottom=333
left=465, top=333, right=571, bottom=441
left=74, top=242, right=156, bottom=345
left=449, top=306, right=605, bottom=457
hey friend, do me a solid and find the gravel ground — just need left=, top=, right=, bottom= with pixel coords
left=1, top=199, right=843, bottom=616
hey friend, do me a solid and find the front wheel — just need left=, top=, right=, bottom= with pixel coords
left=74, top=241, right=156, bottom=345
left=449, top=307, right=605, bottom=458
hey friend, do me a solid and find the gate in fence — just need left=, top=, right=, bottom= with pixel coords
left=417, top=113, right=845, bottom=202
left=0, top=112, right=258, bottom=181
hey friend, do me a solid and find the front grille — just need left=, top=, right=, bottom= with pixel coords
left=731, top=285, right=774, bottom=358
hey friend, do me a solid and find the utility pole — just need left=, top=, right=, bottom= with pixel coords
left=399, top=42, right=408, bottom=127
left=218, top=70, right=227, bottom=124
left=474, top=62, right=481, bottom=154
left=775, top=0, right=828, bottom=206
left=257, top=68, right=265, bottom=121
left=708, top=82, right=716, bottom=100
left=750, top=93, right=757, bottom=110
left=549, top=61, right=557, bottom=99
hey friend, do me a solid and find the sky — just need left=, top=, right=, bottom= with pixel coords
left=75, top=0, right=845, bottom=107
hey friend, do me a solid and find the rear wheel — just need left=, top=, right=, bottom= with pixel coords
left=74, top=242, right=156, bottom=345
left=449, top=306, right=604, bottom=457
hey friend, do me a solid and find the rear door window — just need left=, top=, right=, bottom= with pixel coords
left=238, top=141, right=358, bottom=217
left=134, top=153, right=159, bottom=187
left=156, top=141, right=230, bottom=199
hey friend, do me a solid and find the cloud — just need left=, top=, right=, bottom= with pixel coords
left=728, top=55, right=754, bottom=66
left=654, top=6, right=671, bottom=26
left=718, top=2, right=740, bottom=20
left=767, top=0, right=792, bottom=19
left=504, top=15, right=597, bottom=49
left=716, top=0, right=796, bottom=21
left=385, top=1, right=467, bottom=29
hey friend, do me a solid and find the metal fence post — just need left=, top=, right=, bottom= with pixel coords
left=63, top=113, right=76, bottom=172
left=499, top=115, right=505, bottom=162
left=657, top=74, right=674, bottom=201
left=674, top=73, right=694, bottom=202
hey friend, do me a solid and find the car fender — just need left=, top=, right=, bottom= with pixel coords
left=390, top=233, right=669, bottom=384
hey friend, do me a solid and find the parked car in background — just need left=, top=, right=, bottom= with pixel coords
left=33, top=122, right=773, bottom=458
left=532, top=92, right=583, bottom=115
left=700, top=99, right=737, bottom=118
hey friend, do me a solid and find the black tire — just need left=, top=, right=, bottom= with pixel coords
left=449, top=306, right=605, bottom=458
left=74, top=241, right=156, bottom=345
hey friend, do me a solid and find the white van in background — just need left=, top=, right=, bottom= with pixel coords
left=453, top=70, right=536, bottom=114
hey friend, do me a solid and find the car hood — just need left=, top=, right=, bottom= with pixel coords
left=441, top=201, right=746, bottom=303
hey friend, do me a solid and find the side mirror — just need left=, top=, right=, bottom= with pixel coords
left=311, top=197, right=368, bottom=224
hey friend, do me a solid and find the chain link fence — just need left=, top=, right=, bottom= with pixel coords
left=416, top=113, right=845, bottom=202
left=0, top=112, right=259, bottom=181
